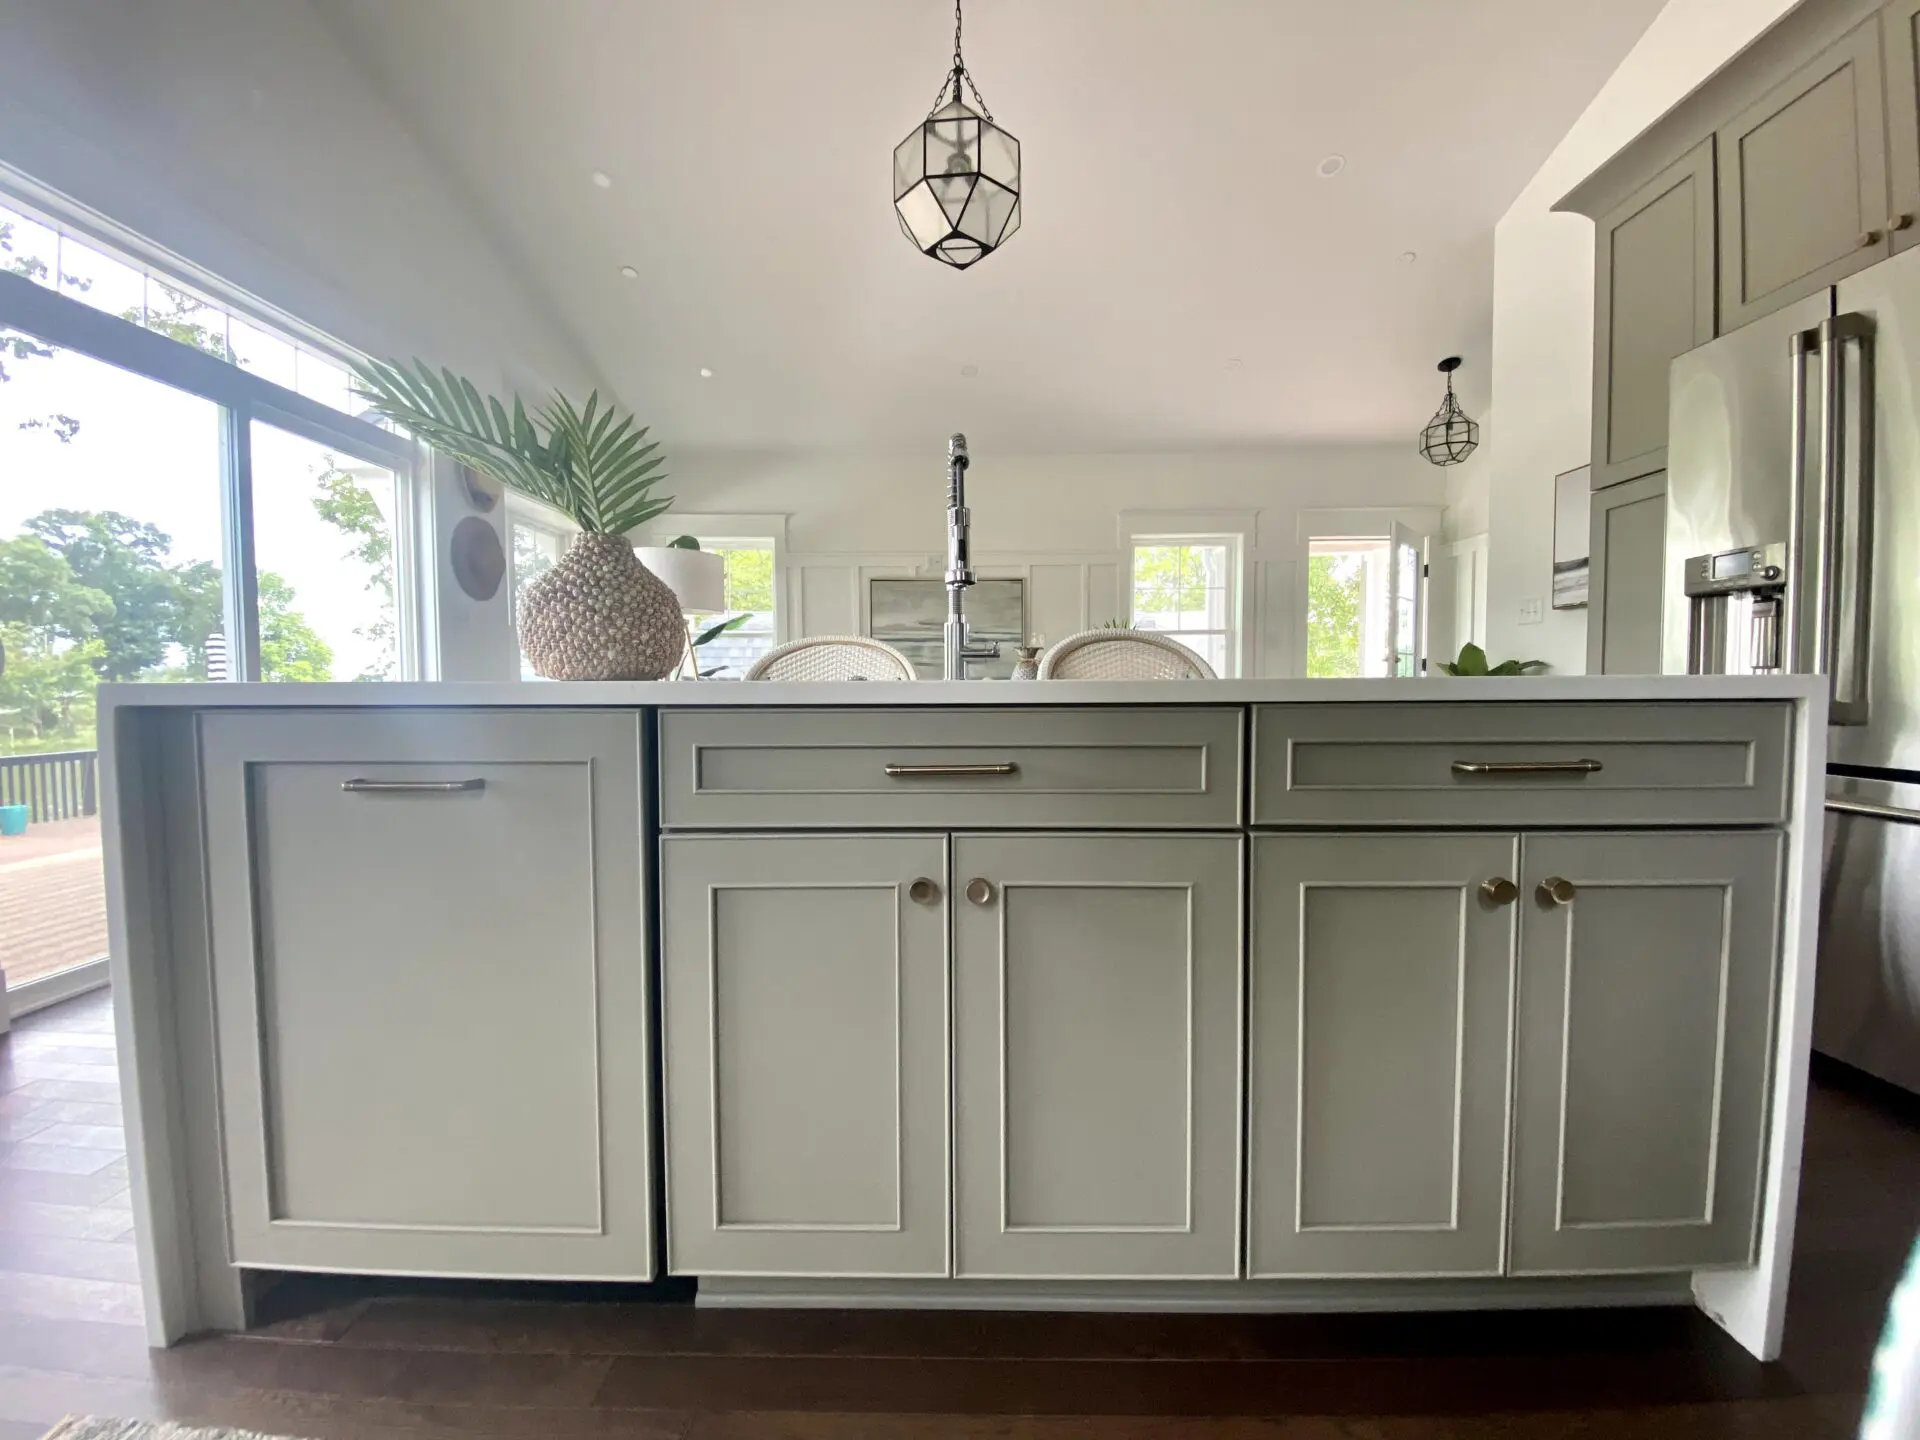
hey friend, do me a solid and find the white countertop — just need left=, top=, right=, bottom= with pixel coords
left=99, top=674, right=1824, bottom=710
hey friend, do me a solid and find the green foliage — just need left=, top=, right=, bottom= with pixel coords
left=1306, top=552, right=1364, bottom=679
left=256, top=572, right=334, bottom=683
left=311, top=464, right=395, bottom=680
left=123, top=283, right=233, bottom=362
left=1, top=221, right=80, bottom=443
left=693, top=612, right=751, bottom=649
left=24, top=511, right=196, bottom=680
left=1439, top=642, right=1547, bottom=677
left=1131, top=545, right=1208, bottom=614
left=667, top=534, right=700, bottom=549
left=350, top=358, right=671, bottom=535
left=720, top=547, right=775, bottom=613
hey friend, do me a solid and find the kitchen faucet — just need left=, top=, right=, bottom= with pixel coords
left=943, top=432, right=1001, bottom=680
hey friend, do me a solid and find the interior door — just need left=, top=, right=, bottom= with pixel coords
left=1386, top=522, right=1425, bottom=676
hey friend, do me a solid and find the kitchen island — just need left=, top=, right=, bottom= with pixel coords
left=94, top=675, right=1825, bottom=1362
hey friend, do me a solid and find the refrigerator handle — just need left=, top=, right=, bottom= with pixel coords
left=1818, top=311, right=1875, bottom=724
left=1785, top=327, right=1814, bottom=672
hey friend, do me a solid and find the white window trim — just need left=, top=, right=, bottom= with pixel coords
left=1119, top=510, right=1255, bottom=678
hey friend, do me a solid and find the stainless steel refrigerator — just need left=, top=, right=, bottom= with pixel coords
left=1667, top=244, right=1920, bottom=1095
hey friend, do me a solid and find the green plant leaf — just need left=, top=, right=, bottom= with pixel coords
left=667, top=535, right=700, bottom=549
left=1451, top=642, right=1490, bottom=676
left=693, top=612, right=752, bottom=647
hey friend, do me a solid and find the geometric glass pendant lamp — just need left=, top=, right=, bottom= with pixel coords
left=1419, top=355, right=1480, bottom=466
left=893, top=0, right=1021, bottom=270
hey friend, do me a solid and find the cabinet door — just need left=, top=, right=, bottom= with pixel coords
left=661, top=833, right=950, bottom=1277
left=1592, top=141, right=1716, bottom=490
left=1511, top=831, right=1782, bottom=1274
left=1717, top=18, right=1890, bottom=329
left=952, top=833, right=1242, bottom=1279
left=1586, top=471, right=1668, bottom=675
left=1247, top=833, right=1517, bottom=1278
left=200, top=709, right=652, bottom=1278
left=1884, top=0, right=1920, bottom=254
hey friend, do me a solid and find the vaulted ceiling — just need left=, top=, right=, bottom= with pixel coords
left=316, top=0, right=1664, bottom=452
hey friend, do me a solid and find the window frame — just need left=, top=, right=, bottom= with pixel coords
left=0, top=205, right=424, bottom=683
left=1118, top=511, right=1253, bottom=679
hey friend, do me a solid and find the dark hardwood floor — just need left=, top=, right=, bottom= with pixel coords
left=0, top=987, right=1911, bottom=1438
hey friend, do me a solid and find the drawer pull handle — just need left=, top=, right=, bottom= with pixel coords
left=341, top=778, right=486, bottom=794
left=884, top=763, right=1019, bottom=778
left=908, top=877, right=941, bottom=904
left=1537, top=876, right=1577, bottom=905
left=1451, top=759, right=1603, bottom=776
left=1826, top=797, right=1920, bottom=826
left=965, top=877, right=995, bottom=906
left=1480, top=877, right=1518, bottom=905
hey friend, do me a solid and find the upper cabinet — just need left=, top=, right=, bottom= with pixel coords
left=1885, top=0, right=1920, bottom=251
left=1591, top=142, right=1717, bottom=489
left=1716, top=17, right=1891, bottom=330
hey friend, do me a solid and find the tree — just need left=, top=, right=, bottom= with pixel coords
left=0, top=534, right=114, bottom=642
left=1306, top=552, right=1364, bottom=678
left=24, top=510, right=191, bottom=680
left=256, top=572, right=333, bottom=682
left=0, top=535, right=113, bottom=742
left=312, top=464, right=395, bottom=680
left=1, top=219, right=81, bottom=443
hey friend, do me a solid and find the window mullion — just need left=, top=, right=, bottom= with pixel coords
left=220, top=401, right=262, bottom=682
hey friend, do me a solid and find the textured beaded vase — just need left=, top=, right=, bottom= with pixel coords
left=518, top=532, right=684, bottom=681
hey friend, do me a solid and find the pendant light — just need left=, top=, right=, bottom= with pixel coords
left=893, top=0, right=1021, bottom=270
left=1419, top=356, right=1480, bottom=466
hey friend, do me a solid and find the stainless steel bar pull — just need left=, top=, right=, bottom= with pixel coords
left=884, top=762, right=1018, bottom=778
left=1784, top=327, right=1814, bottom=673
left=1451, top=759, right=1603, bottom=776
left=1825, top=797, right=1920, bottom=826
left=1818, top=312, right=1875, bottom=725
left=341, top=778, right=486, bottom=794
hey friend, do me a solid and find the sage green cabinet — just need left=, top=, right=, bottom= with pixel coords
left=1246, top=833, right=1517, bottom=1278
left=199, top=709, right=654, bottom=1279
left=1717, top=17, right=1891, bottom=330
left=1885, top=0, right=1920, bottom=253
left=1586, top=471, right=1668, bottom=675
left=660, top=833, right=951, bottom=1277
left=952, top=833, right=1242, bottom=1279
left=1510, top=831, right=1782, bottom=1274
left=1591, top=141, right=1717, bottom=490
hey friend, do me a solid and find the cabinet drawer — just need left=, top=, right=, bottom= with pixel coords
left=660, top=707, right=1243, bottom=829
left=1252, top=702, right=1790, bottom=827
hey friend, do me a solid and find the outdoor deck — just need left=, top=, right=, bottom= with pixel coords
left=0, top=815, right=108, bottom=991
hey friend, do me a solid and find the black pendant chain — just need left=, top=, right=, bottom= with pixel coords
left=929, top=0, right=994, bottom=120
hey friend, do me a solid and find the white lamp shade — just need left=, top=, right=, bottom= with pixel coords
left=634, top=546, right=725, bottom=613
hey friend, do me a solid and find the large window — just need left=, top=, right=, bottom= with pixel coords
left=697, top=538, right=776, bottom=678
left=1129, top=540, right=1235, bottom=677
left=0, top=189, right=419, bottom=1000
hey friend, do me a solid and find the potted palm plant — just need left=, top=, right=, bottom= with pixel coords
left=351, top=358, right=684, bottom=680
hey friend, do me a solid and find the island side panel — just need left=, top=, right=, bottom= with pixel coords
left=1693, top=689, right=1829, bottom=1359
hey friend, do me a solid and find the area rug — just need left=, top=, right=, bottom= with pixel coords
left=40, top=1420, right=305, bottom=1440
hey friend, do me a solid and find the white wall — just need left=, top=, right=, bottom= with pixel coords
left=1484, top=0, right=1801, bottom=673
left=0, top=0, right=606, bottom=681
left=639, top=447, right=1447, bottom=678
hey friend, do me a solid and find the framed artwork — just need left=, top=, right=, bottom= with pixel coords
left=1552, top=464, right=1591, bottom=609
left=868, top=577, right=1025, bottom=679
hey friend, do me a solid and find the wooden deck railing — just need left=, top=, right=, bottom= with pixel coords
left=0, top=750, right=99, bottom=823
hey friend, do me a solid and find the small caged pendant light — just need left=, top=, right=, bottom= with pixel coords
left=893, top=0, right=1021, bottom=270
left=1419, top=356, right=1480, bottom=466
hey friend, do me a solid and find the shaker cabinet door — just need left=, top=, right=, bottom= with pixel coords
left=1510, top=831, right=1783, bottom=1274
left=1586, top=471, right=1668, bottom=675
left=1885, top=0, right=1920, bottom=255
left=660, top=832, right=951, bottom=1278
left=951, top=833, right=1243, bottom=1279
left=199, top=709, right=653, bottom=1279
left=1592, top=140, right=1716, bottom=490
left=1717, top=17, right=1890, bottom=329
left=1247, top=833, right=1518, bottom=1278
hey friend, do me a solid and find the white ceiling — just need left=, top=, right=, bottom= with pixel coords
left=316, top=0, right=1663, bottom=454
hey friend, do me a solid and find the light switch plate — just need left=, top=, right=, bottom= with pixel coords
left=1518, top=598, right=1544, bottom=626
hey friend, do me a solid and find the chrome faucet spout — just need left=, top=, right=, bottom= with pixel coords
left=944, top=433, right=975, bottom=681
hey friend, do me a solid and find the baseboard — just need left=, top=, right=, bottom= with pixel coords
left=695, top=1274, right=1695, bottom=1312
left=7, top=956, right=110, bottom=1021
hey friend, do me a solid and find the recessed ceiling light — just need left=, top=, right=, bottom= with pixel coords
left=591, top=171, right=613, bottom=189
left=960, top=364, right=979, bottom=378
left=1398, top=250, right=1418, bottom=264
left=699, top=367, right=714, bottom=378
left=1315, top=154, right=1346, bottom=179
left=618, top=265, right=639, bottom=280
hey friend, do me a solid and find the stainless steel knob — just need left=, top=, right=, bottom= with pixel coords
left=1861, top=228, right=1885, bottom=248
left=908, top=877, right=940, bottom=905
left=965, top=877, right=995, bottom=906
left=1892, top=213, right=1915, bottom=233
left=1480, top=877, right=1518, bottom=906
left=1538, top=876, right=1577, bottom=906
